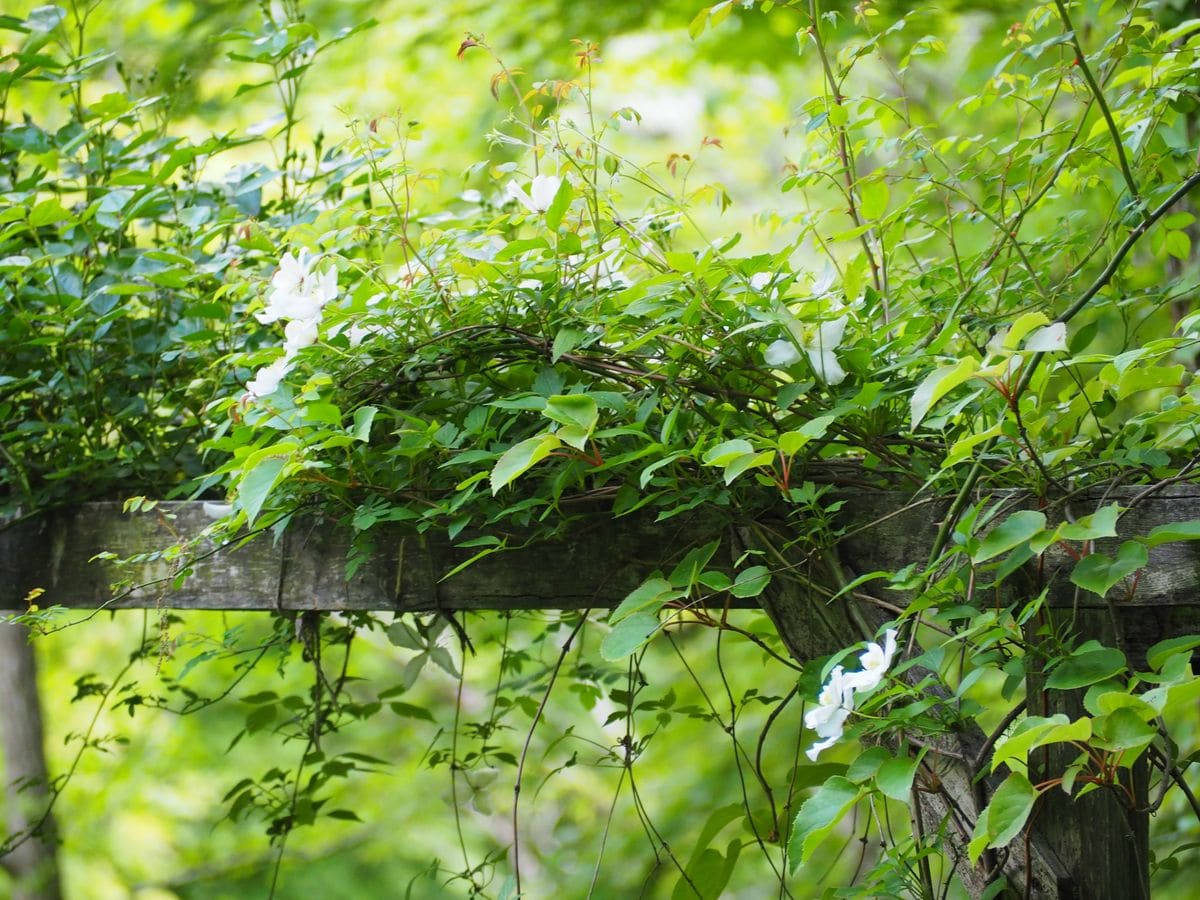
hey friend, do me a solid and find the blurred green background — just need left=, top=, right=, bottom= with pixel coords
left=3, top=1, right=1199, bottom=897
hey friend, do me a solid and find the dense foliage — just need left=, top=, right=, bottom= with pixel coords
left=3, top=0, right=1200, bottom=897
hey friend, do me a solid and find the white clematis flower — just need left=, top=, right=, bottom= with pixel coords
left=842, top=628, right=899, bottom=694
left=804, top=627, right=902, bottom=760
left=802, top=316, right=849, bottom=384
left=804, top=665, right=856, bottom=761
left=245, top=356, right=291, bottom=399
left=506, top=174, right=562, bottom=214
left=257, top=251, right=338, bottom=324
left=283, top=317, right=319, bottom=353
left=765, top=316, right=849, bottom=384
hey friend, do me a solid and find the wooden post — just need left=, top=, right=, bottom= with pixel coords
left=0, top=618, right=62, bottom=900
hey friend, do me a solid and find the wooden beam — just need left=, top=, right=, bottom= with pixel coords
left=5, top=487, right=1200, bottom=900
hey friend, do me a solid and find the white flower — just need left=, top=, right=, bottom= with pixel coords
left=766, top=316, right=849, bottom=384
left=245, top=356, right=291, bottom=398
left=842, top=629, right=899, bottom=694
left=765, top=339, right=802, bottom=367
left=804, top=665, right=856, bottom=761
left=1024, top=323, right=1067, bottom=353
left=506, top=174, right=562, bottom=214
left=802, top=316, right=848, bottom=384
left=256, top=251, right=338, bottom=324
left=804, top=628, right=902, bottom=761
left=283, top=317, right=319, bottom=353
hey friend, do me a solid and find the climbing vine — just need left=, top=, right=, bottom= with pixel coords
left=4, top=1, right=1200, bottom=896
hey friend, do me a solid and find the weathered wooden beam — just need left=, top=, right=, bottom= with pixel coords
left=1, top=502, right=756, bottom=613
left=4, top=488, right=1200, bottom=900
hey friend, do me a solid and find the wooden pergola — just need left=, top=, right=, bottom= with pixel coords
left=4, top=486, right=1199, bottom=899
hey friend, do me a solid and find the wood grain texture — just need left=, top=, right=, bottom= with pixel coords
left=5, top=487, right=1200, bottom=899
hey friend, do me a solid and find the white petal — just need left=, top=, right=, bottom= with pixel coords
left=506, top=180, right=537, bottom=214
left=812, top=264, right=837, bottom=296
left=806, top=347, right=846, bottom=384
left=246, top=357, right=290, bottom=398
left=806, top=731, right=843, bottom=762
left=283, top=318, right=319, bottom=352
left=815, top=315, right=848, bottom=349
left=1024, top=323, right=1067, bottom=352
left=765, top=339, right=802, bottom=367
left=529, top=174, right=562, bottom=211
left=750, top=272, right=773, bottom=291
left=842, top=668, right=883, bottom=693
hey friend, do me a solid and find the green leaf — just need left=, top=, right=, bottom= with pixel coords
left=1069, top=541, right=1148, bottom=597
left=990, top=715, right=1091, bottom=773
left=601, top=611, right=660, bottom=660
left=668, top=541, right=720, bottom=589
left=1143, top=519, right=1200, bottom=548
left=787, top=776, right=861, bottom=870
left=1002, top=311, right=1051, bottom=349
left=845, top=746, right=891, bottom=783
left=1046, top=647, right=1127, bottom=690
left=778, top=413, right=836, bottom=455
left=972, top=510, right=1046, bottom=563
left=236, top=455, right=288, bottom=527
left=721, top=449, right=775, bottom=485
left=490, top=433, right=561, bottom=494
left=702, top=439, right=754, bottom=466
left=910, top=357, right=979, bottom=428
left=858, top=179, right=889, bottom=220
left=968, top=771, right=1036, bottom=863
left=1054, top=503, right=1121, bottom=542
left=351, top=406, right=377, bottom=442
left=1146, top=634, right=1200, bottom=671
left=876, top=755, right=919, bottom=802
left=545, top=178, right=574, bottom=231
left=543, top=394, right=598, bottom=432
left=550, top=327, right=587, bottom=362
left=1091, top=707, right=1157, bottom=752
left=610, top=577, right=684, bottom=623
left=730, top=565, right=771, bottom=598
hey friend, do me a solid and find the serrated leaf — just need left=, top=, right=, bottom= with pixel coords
left=544, top=178, right=574, bottom=230
left=968, top=771, right=1036, bottom=862
left=601, top=611, right=660, bottom=660
left=972, top=510, right=1046, bottom=563
left=1069, top=541, right=1147, bottom=597
left=787, top=776, right=861, bottom=870
left=702, top=439, right=754, bottom=466
left=1091, top=707, right=1157, bottom=752
left=490, top=433, right=561, bottom=494
left=910, top=357, right=978, bottom=428
left=351, top=405, right=377, bottom=442
left=236, top=455, right=289, bottom=527
left=990, top=715, right=1091, bottom=773
left=668, top=541, right=721, bottom=589
left=876, top=755, right=919, bottom=802
left=730, top=565, right=771, bottom=598
left=1143, top=519, right=1200, bottom=548
left=551, top=327, right=587, bottom=362
left=543, top=394, right=598, bottom=432
left=1046, top=647, right=1126, bottom=690
left=611, top=577, right=684, bottom=623
left=1146, top=634, right=1200, bottom=670
left=858, top=179, right=889, bottom=220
